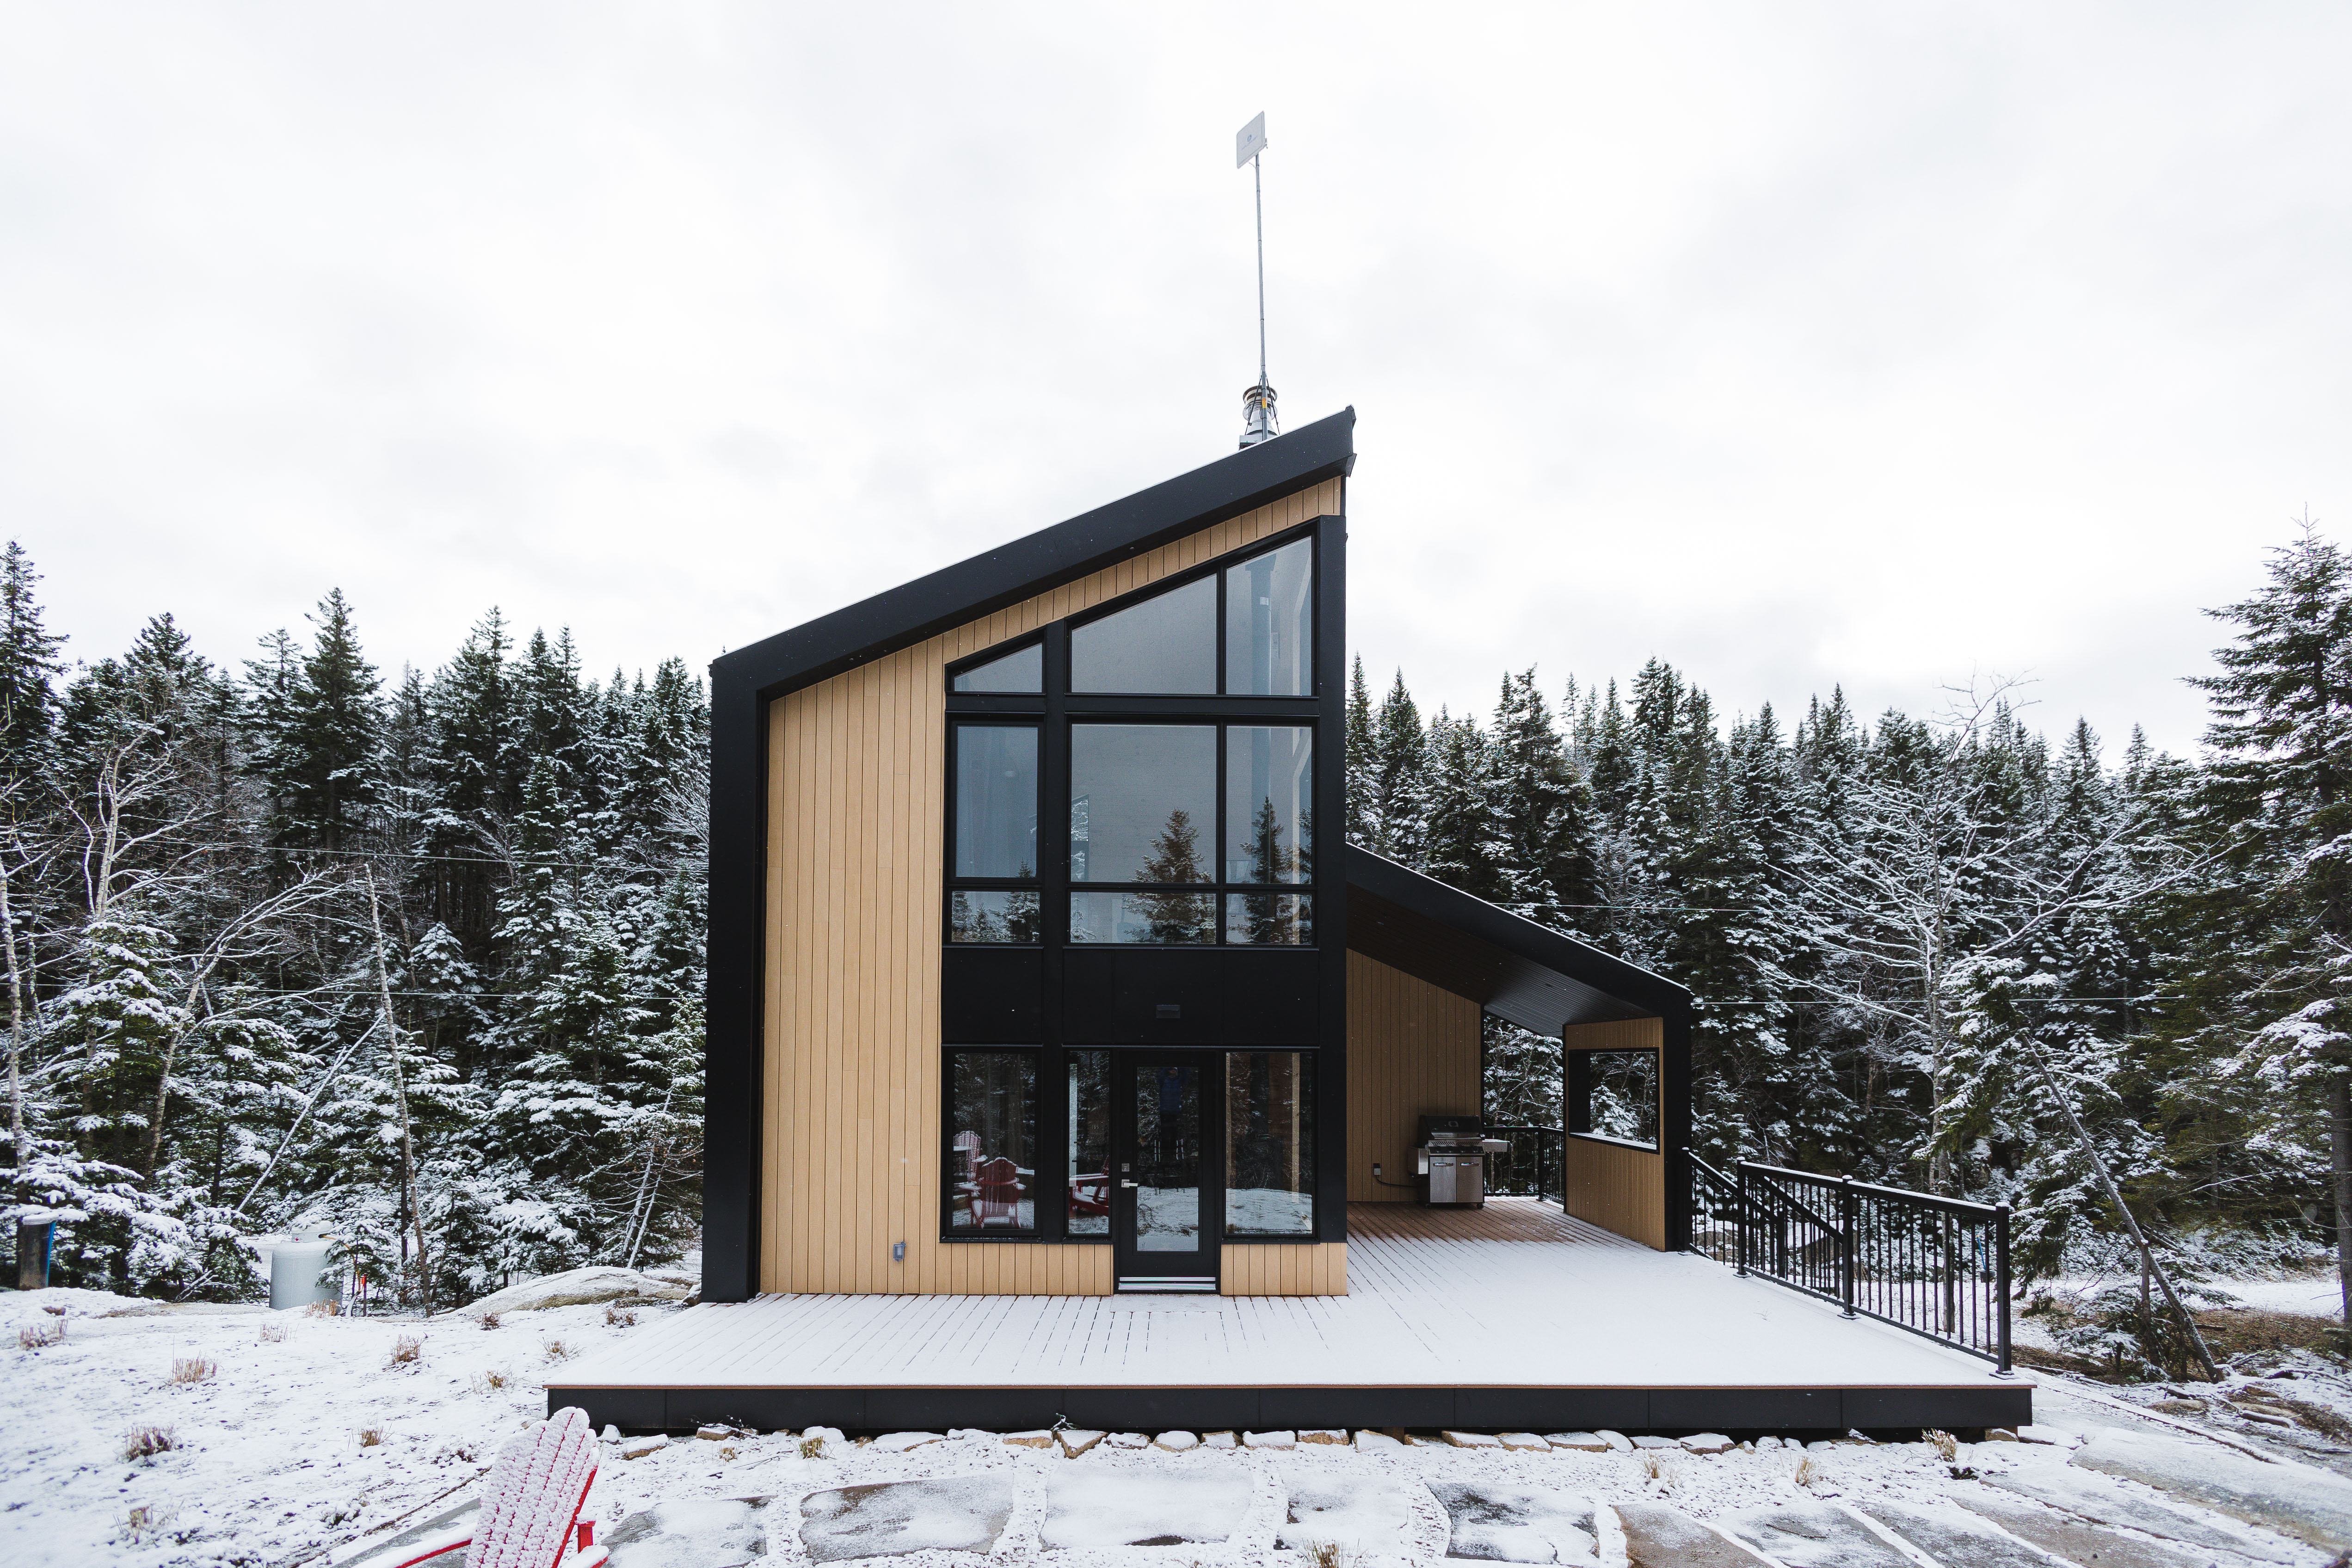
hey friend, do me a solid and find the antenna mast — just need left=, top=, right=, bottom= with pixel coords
left=1237, top=111, right=1277, bottom=449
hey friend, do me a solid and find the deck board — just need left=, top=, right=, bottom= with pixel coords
left=554, top=1201, right=2020, bottom=1398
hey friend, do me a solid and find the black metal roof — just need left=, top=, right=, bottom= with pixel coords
left=712, top=408, right=1356, bottom=703
left=1344, top=847, right=1689, bottom=1032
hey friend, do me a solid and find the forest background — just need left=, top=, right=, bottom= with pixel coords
left=3, top=524, right=2348, bottom=1336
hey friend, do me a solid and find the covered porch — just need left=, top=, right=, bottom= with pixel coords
left=549, top=1198, right=2029, bottom=1434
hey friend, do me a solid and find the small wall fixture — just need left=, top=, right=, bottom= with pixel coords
left=891, top=1242, right=905, bottom=1263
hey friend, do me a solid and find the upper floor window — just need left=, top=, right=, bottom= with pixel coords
left=1064, top=536, right=1313, bottom=696
left=951, top=641, right=1042, bottom=693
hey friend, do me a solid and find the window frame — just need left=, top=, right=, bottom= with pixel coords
left=943, top=717, right=1044, bottom=946
left=1060, top=527, right=1317, bottom=699
left=945, top=634, right=1047, bottom=696
left=940, top=1045, right=1044, bottom=1241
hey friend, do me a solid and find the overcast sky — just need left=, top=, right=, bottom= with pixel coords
left=5, top=5, right=2346, bottom=758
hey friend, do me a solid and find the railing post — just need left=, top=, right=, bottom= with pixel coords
left=1735, top=1161, right=1749, bottom=1277
left=1994, top=1202, right=2014, bottom=1376
left=1837, top=1175, right=1857, bottom=1318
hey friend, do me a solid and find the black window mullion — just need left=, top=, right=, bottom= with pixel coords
left=1041, top=626, right=1070, bottom=1237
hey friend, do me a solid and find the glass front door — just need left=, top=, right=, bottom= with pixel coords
left=1112, top=1052, right=1220, bottom=1285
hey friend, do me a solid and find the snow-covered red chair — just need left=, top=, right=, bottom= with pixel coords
left=374, top=1405, right=605, bottom=1568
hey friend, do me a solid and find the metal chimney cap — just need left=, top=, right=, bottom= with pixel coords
left=1238, top=379, right=1279, bottom=449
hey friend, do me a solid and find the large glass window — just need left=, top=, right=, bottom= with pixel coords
left=949, top=890, right=1041, bottom=944
left=1070, top=576, right=1217, bottom=694
left=1067, top=1051, right=1111, bottom=1236
left=951, top=642, right=1042, bottom=693
left=1225, top=1051, right=1314, bottom=1236
left=946, top=1051, right=1037, bottom=1232
left=1224, top=892, right=1313, bottom=946
left=952, top=724, right=1038, bottom=880
left=1224, top=538, right=1313, bottom=695
left=1225, top=726, right=1312, bottom=883
left=1068, top=725, right=1215, bottom=884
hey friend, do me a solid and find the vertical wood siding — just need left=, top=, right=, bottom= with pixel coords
left=1219, top=1242, right=1348, bottom=1295
left=763, top=480, right=1344, bottom=1296
left=1560, top=1016, right=1667, bottom=1249
left=1344, top=952, right=1482, bottom=1203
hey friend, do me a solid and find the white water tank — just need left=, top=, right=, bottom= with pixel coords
left=268, top=1233, right=336, bottom=1310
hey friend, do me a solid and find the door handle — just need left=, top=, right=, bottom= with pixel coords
left=1119, top=1180, right=1139, bottom=1189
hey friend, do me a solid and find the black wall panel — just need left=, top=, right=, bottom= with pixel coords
left=941, top=948, right=1044, bottom=1042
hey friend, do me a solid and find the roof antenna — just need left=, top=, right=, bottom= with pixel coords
left=1236, top=112, right=1278, bottom=449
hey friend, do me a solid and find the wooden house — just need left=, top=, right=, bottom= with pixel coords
left=552, top=411, right=2030, bottom=1435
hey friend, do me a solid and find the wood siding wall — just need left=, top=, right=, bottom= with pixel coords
left=1561, top=1017, right=1667, bottom=1249
left=1220, top=1242, right=1348, bottom=1296
left=762, top=479, right=1344, bottom=1296
left=1345, top=952, right=1482, bottom=1203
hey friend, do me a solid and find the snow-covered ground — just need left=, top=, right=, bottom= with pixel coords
left=10, top=1281, right=2352, bottom=1567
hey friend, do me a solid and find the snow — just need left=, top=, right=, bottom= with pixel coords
left=459, top=1266, right=692, bottom=1317
left=9, top=1283, right=2351, bottom=1568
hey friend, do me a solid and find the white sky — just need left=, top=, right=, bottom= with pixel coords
left=4, top=5, right=2346, bottom=759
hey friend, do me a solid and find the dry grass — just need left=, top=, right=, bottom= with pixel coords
left=1305, top=1542, right=1361, bottom=1568
left=541, top=1337, right=574, bottom=1363
left=603, top=1304, right=638, bottom=1328
left=1794, top=1455, right=1822, bottom=1488
left=1926, top=1428, right=1959, bottom=1462
left=799, top=1434, right=824, bottom=1459
left=258, top=1320, right=288, bottom=1344
left=169, top=1357, right=216, bottom=1385
left=358, top=1425, right=385, bottom=1448
left=471, top=1368, right=512, bottom=1396
left=1638, top=1451, right=1666, bottom=1480
left=124, top=1424, right=179, bottom=1462
left=2227, top=1383, right=2352, bottom=1440
left=302, top=1298, right=339, bottom=1318
left=119, top=1503, right=179, bottom=1544
left=19, top=1318, right=65, bottom=1350
left=388, top=1333, right=423, bottom=1365
left=478, top=1312, right=500, bottom=1331
left=2201, top=1309, right=2348, bottom=1364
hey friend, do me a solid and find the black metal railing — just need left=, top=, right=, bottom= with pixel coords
left=1484, top=1125, right=1566, bottom=1205
left=1686, top=1149, right=2012, bottom=1371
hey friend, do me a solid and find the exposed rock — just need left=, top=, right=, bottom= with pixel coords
left=1681, top=1433, right=1736, bottom=1455
left=1615, top=1504, right=1778, bottom=1568
left=608, top=1497, right=772, bottom=1566
left=800, top=1425, right=847, bottom=1457
left=1632, top=1435, right=1679, bottom=1450
left=696, top=1424, right=735, bottom=1441
left=1718, top=1501, right=1918, bottom=1568
left=1499, top=1433, right=1552, bottom=1451
left=2017, top=1426, right=2078, bottom=1447
left=460, top=1266, right=690, bottom=1317
left=1860, top=1499, right=2083, bottom=1568
left=1356, top=1430, right=1406, bottom=1452
left=1247, top=1429, right=1298, bottom=1449
left=1152, top=1431, right=1199, bottom=1451
left=1001, top=1430, right=1053, bottom=1450
left=1202, top=1430, right=1239, bottom=1449
left=1280, top=1472, right=1421, bottom=1555
left=1039, top=1466, right=1254, bottom=1549
left=798, top=1477, right=1014, bottom=1563
left=868, top=1431, right=942, bottom=1453
left=619, top=1434, right=668, bottom=1460
left=2071, top=1426, right=2352, bottom=1553
left=1429, top=1481, right=1599, bottom=1564
left=1102, top=1431, right=1147, bottom=1449
left=1954, top=1489, right=2211, bottom=1568
left=1447, top=1431, right=1504, bottom=1449
left=1597, top=1431, right=1634, bottom=1452
left=1984, top=1460, right=2292, bottom=1560
left=1299, top=1428, right=1349, bottom=1445
left=1549, top=1433, right=1612, bottom=1453
left=1055, top=1428, right=1105, bottom=1457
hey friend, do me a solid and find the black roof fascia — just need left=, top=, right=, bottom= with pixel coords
left=712, top=407, right=1356, bottom=702
left=1342, top=846, right=1690, bottom=1031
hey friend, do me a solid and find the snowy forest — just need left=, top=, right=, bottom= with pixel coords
left=5, top=526, right=2351, bottom=1325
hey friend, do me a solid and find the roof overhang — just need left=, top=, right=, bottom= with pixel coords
left=713, top=408, right=1356, bottom=703
left=1344, top=847, right=1689, bottom=1033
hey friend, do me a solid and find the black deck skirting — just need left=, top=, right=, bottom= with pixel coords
left=549, top=1383, right=2031, bottom=1435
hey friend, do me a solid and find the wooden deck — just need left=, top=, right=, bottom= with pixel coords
left=551, top=1200, right=2030, bottom=1435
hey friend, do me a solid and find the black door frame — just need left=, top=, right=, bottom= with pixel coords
left=1111, top=1050, right=1222, bottom=1285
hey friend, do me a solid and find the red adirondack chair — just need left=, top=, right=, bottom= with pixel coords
left=373, top=1405, right=605, bottom=1568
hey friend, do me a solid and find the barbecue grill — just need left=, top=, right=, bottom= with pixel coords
left=1416, top=1115, right=1510, bottom=1207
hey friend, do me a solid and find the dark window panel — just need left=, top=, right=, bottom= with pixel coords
left=1223, top=892, right=1313, bottom=946
left=1224, top=1051, right=1314, bottom=1236
left=1225, top=725, right=1312, bottom=883
left=1067, top=1050, right=1111, bottom=1236
left=1069, top=890, right=1215, bottom=945
left=953, top=724, right=1038, bottom=880
left=1070, top=576, right=1217, bottom=694
left=1223, top=538, right=1313, bottom=696
left=950, top=643, right=1043, bottom=693
left=1068, top=724, right=1215, bottom=884
left=948, top=889, right=1041, bottom=944
left=946, top=1051, right=1038, bottom=1232
left=1579, top=1049, right=1660, bottom=1148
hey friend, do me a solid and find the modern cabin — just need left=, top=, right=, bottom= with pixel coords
left=551, top=410, right=2031, bottom=1434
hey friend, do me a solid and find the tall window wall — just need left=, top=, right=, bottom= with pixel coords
left=938, top=528, right=1330, bottom=1243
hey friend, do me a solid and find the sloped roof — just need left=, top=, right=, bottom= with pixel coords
left=712, top=407, right=1356, bottom=703
left=1345, top=847, right=1689, bottom=1032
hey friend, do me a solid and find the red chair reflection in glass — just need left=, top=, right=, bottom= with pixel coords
left=1067, top=1171, right=1109, bottom=1218
left=972, top=1156, right=1025, bottom=1228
